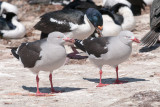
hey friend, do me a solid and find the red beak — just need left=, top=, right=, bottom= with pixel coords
left=132, top=37, right=140, bottom=43
left=63, top=37, right=75, bottom=43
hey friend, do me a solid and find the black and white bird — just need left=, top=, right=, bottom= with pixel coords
left=103, top=3, right=135, bottom=32
left=103, top=0, right=152, bottom=16
left=0, top=1, right=18, bottom=16
left=34, top=8, right=103, bottom=40
left=63, top=0, right=124, bottom=36
left=34, top=8, right=103, bottom=59
left=141, top=0, right=160, bottom=47
left=11, top=32, right=74, bottom=96
left=74, top=3, right=135, bottom=53
left=102, top=3, right=135, bottom=36
left=0, top=12, right=25, bottom=39
left=83, top=31, right=140, bottom=87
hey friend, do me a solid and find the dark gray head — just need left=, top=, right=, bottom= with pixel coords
left=85, top=8, right=103, bottom=28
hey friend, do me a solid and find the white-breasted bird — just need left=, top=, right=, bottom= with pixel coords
left=103, top=0, right=150, bottom=16
left=0, top=1, right=18, bottom=16
left=0, top=12, right=25, bottom=39
left=11, top=32, right=74, bottom=96
left=83, top=31, right=140, bottom=87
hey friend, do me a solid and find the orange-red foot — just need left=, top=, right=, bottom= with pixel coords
left=96, top=83, right=109, bottom=87
left=36, top=92, right=48, bottom=96
left=114, top=80, right=128, bottom=84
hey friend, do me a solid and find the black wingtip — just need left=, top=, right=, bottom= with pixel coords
left=141, top=29, right=160, bottom=47
left=0, top=31, right=4, bottom=39
left=11, top=47, right=19, bottom=59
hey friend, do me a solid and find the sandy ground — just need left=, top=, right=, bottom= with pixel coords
left=0, top=0, right=160, bottom=107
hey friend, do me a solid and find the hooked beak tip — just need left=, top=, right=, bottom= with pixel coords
left=98, top=26, right=103, bottom=31
left=132, top=38, right=140, bottom=43
left=63, top=37, right=75, bottom=43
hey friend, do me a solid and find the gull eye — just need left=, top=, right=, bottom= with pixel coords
left=57, top=36, right=61, bottom=38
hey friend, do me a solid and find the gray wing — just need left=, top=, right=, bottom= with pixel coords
left=18, top=39, right=46, bottom=68
left=83, top=37, right=109, bottom=58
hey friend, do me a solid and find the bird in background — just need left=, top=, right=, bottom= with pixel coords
left=0, top=1, right=18, bottom=16
left=141, top=0, right=160, bottom=47
left=0, top=12, right=26, bottom=39
left=103, top=0, right=153, bottom=16
left=34, top=8, right=103, bottom=59
left=0, top=1, right=26, bottom=39
left=11, top=32, right=74, bottom=96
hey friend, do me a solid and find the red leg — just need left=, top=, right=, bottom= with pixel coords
left=36, top=75, right=48, bottom=96
left=96, top=70, right=109, bottom=87
left=49, top=73, right=60, bottom=93
left=114, top=66, right=127, bottom=84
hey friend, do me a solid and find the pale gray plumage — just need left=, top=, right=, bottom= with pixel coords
left=84, top=31, right=140, bottom=86
left=88, top=31, right=136, bottom=69
left=11, top=32, right=72, bottom=95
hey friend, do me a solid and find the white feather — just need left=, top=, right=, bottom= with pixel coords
left=69, top=22, right=78, bottom=30
left=144, top=0, right=153, bottom=5
left=1, top=2, right=18, bottom=15
left=65, top=15, right=95, bottom=40
left=50, top=18, right=66, bottom=24
left=118, top=7, right=135, bottom=31
left=1, top=16, right=26, bottom=39
left=103, top=0, right=131, bottom=7
left=102, top=15, right=122, bottom=37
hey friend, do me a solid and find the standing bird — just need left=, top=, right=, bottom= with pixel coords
left=83, top=31, right=140, bottom=87
left=11, top=32, right=74, bottom=96
left=0, top=12, right=26, bottom=39
left=141, top=0, right=160, bottom=47
left=103, top=0, right=148, bottom=16
left=0, top=1, right=18, bottom=16
left=34, top=8, right=103, bottom=59
left=74, top=3, right=135, bottom=53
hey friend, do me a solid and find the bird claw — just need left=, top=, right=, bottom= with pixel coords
left=96, top=83, right=109, bottom=87
left=36, top=92, right=48, bottom=96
